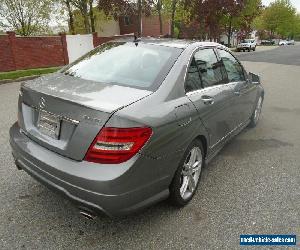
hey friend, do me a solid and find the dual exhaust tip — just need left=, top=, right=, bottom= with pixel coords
left=14, top=154, right=97, bottom=221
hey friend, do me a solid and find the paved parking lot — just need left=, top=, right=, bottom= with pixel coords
left=0, top=45, right=299, bottom=249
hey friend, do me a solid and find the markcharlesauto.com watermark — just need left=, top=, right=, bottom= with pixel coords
left=240, top=234, right=296, bottom=246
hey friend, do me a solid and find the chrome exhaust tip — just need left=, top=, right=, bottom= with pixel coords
left=79, top=210, right=96, bottom=220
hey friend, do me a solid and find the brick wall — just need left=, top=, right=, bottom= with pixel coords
left=0, top=32, right=68, bottom=72
left=0, top=26, right=168, bottom=73
left=0, top=33, right=16, bottom=72
left=142, top=16, right=170, bottom=37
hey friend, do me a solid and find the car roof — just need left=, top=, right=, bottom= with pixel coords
left=112, top=37, right=226, bottom=50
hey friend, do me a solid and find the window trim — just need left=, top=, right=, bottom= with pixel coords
left=184, top=56, right=203, bottom=93
left=215, top=48, right=247, bottom=82
left=184, top=46, right=229, bottom=94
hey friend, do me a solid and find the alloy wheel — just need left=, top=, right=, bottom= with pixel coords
left=180, top=147, right=202, bottom=200
left=254, top=96, right=263, bottom=123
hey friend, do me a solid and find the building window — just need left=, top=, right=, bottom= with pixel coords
left=124, top=16, right=132, bottom=26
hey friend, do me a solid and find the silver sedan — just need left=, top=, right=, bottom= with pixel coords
left=10, top=39, right=264, bottom=218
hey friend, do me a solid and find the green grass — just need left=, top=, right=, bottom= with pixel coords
left=0, top=67, right=60, bottom=81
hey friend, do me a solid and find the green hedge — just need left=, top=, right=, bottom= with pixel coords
left=0, top=67, right=60, bottom=81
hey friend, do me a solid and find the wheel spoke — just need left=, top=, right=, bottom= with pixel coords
left=255, top=98, right=262, bottom=122
left=188, top=176, right=196, bottom=192
left=180, top=177, right=189, bottom=197
left=192, top=161, right=201, bottom=173
left=182, top=163, right=190, bottom=176
left=189, top=148, right=197, bottom=165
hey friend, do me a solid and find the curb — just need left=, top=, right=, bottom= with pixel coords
left=0, top=75, right=40, bottom=86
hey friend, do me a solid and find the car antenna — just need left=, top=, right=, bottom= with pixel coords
left=134, top=33, right=141, bottom=47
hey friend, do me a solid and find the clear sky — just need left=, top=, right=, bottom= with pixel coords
left=262, top=0, right=300, bottom=12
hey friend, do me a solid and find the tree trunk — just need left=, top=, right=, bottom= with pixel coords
left=170, top=0, right=177, bottom=38
left=89, top=0, right=95, bottom=33
left=65, top=0, right=75, bottom=34
left=83, top=3, right=90, bottom=33
left=137, top=0, right=142, bottom=37
left=157, top=0, right=163, bottom=35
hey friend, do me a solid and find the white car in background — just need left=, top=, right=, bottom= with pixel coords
left=279, top=40, right=295, bottom=46
left=279, top=40, right=288, bottom=46
left=237, top=39, right=257, bottom=52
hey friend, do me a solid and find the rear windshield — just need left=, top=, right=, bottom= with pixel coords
left=61, top=42, right=182, bottom=91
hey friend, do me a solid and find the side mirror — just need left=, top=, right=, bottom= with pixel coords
left=248, top=72, right=261, bottom=84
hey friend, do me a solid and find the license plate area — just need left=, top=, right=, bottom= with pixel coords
left=37, top=111, right=61, bottom=139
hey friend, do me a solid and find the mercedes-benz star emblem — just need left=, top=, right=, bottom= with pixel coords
left=39, top=97, right=46, bottom=109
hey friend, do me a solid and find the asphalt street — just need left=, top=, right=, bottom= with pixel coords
left=0, top=45, right=299, bottom=250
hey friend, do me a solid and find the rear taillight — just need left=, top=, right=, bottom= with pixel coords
left=84, top=127, right=152, bottom=164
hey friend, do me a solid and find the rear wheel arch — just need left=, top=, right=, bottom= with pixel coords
left=194, top=135, right=207, bottom=159
left=169, top=134, right=207, bottom=180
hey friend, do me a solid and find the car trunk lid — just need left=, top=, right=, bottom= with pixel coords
left=18, top=73, right=152, bottom=161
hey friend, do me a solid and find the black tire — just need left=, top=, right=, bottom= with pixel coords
left=249, top=95, right=263, bottom=128
left=169, top=139, right=205, bottom=207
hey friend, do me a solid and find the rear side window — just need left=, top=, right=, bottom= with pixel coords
left=185, top=58, right=202, bottom=92
left=218, top=49, right=245, bottom=82
left=194, top=49, right=224, bottom=88
left=61, top=42, right=182, bottom=91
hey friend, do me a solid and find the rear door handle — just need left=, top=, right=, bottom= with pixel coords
left=201, top=95, right=214, bottom=105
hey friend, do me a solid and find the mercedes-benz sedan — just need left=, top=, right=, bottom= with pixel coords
left=10, top=39, right=264, bottom=218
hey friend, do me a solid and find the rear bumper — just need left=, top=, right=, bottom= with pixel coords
left=9, top=123, right=171, bottom=217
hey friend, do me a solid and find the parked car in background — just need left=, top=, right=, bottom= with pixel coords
left=237, top=39, right=257, bottom=52
left=279, top=40, right=295, bottom=46
left=260, top=40, right=275, bottom=46
left=10, top=39, right=264, bottom=218
left=279, top=40, right=288, bottom=46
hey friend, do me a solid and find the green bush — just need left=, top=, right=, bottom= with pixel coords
left=0, top=67, right=60, bottom=81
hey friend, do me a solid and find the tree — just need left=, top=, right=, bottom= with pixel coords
left=62, top=0, right=76, bottom=34
left=0, top=0, right=54, bottom=36
left=97, top=0, right=152, bottom=37
left=170, top=0, right=178, bottom=37
left=237, top=0, right=262, bottom=38
left=97, top=0, right=134, bottom=18
left=71, top=0, right=91, bottom=33
left=138, top=0, right=142, bottom=36
left=291, top=14, right=300, bottom=39
left=256, top=0, right=297, bottom=39
left=89, top=0, right=96, bottom=32
left=191, top=0, right=224, bottom=41
left=152, top=0, right=163, bottom=35
left=175, top=0, right=194, bottom=38
left=220, top=0, right=245, bottom=46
